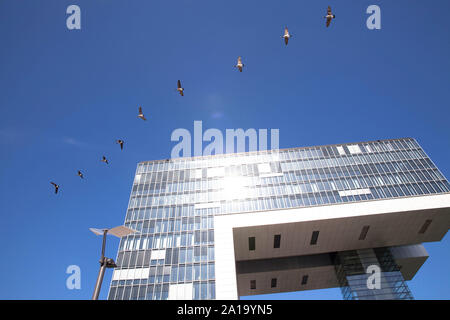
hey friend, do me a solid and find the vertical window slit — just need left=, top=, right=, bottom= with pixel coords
left=310, top=231, right=319, bottom=245
left=419, top=219, right=432, bottom=234
left=274, top=234, right=281, bottom=248
left=249, top=237, right=256, bottom=251
left=359, top=226, right=370, bottom=240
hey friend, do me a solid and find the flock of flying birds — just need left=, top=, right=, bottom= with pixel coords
left=50, top=140, right=123, bottom=194
left=49, top=6, right=337, bottom=194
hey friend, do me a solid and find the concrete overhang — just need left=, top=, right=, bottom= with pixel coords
left=213, top=193, right=450, bottom=299
left=232, top=194, right=450, bottom=261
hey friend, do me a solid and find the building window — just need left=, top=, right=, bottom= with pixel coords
left=359, top=226, right=370, bottom=240
left=348, top=145, right=362, bottom=154
left=249, top=237, right=256, bottom=251
left=271, top=278, right=277, bottom=288
left=310, top=231, right=319, bottom=245
left=250, top=280, right=256, bottom=290
left=419, top=219, right=432, bottom=234
left=301, top=275, right=309, bottom=285
left=273, top=234, right=281, bottom=248
left=336, top=146, right=346, bottom=156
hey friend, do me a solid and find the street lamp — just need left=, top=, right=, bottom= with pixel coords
left=89, top=225, right=137, bottom=300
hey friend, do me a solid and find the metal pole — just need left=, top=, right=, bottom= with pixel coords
left=101, top=230, right=107, bottom=260
left=92, top=263, right=107, bottom=300
left=92, top=230, right=108, bottom=300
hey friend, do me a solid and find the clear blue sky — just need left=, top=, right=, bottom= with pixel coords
left=1, top=0, right=449, bottom=300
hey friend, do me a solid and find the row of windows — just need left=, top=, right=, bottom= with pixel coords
left=130, top=163, right=445, bottom=204
left=119, top=231, right=215, bottom=251
left=133, top=148, right=429, bottom=191
left=132, top=182, right=448, bottom=216
left=133, top=161, right=441, bottom=200
left=249, top=232, right=318, bottom=251
left=126, top=181, right=450, bottom=225
left=288, top=166, right=443, bottom=184
left=125, top=205, right=209, bottom=221
left=136, top=139, right=420, bottom=174
left=125, top=216, right=214, bottom=233
left=119, top=232, right=215, bottom=252
left=113, top=264, right=215, bottom=286
left=117, top=247, right=215, bottom=268
left=249, top=275, right=309, bottom=290
left=128, top=177, right=450, bottom=212
left=109, top=281, right=216, bottom=300
left=129, top=156, right=443, bottom=206
left=126, top=206, right=220, bottom=222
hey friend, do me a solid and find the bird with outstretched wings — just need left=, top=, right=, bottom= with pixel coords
left=50, top=182, right=59, bottom=194
left=283, top=27, right=291, bottom=45
left=325, top=6, right=335, bottom=28
left=235, top=56, right=244, bottom=72
left=177, top=80, right=184, bottom=96
left=138, top=106, right=146, bottom=121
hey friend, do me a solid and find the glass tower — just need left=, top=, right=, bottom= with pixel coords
left=107, top=138, right=450, bottom=300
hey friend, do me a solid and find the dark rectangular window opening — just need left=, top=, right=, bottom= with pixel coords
left=249, top=237, right=255, bottom=251
left=271, top=278, right=277, bottom=288
left=419, top=219, right=432, bottom=234
left=359, top=225, right=370, bottom=240
left=250, top=280, right=256, bottom=290
left=310, top=231, right=319, bottom=245
left=274, top=234, right=281, bottom=248
left=301, top=275, right=309, bottom=285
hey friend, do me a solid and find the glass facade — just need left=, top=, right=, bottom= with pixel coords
left=108, top=138, right=450, bottom=300
left=333, top=248, right=414, bottom=300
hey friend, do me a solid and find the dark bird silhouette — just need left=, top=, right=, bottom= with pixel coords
left=138, top=106, right=147, bottom=121
left=325, top=6, right=335, bottom=27
left=177, top=80, right=184, bottom=96
left=77, top=170, right=84, bottom=179
left=50, top=182, right=59, bottom=194
left=101, top=156, right=109, bottom=164
left=116, top=139, right=124, bottom=150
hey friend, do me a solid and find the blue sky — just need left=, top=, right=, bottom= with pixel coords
left=0, top=0, right=449, bottom=299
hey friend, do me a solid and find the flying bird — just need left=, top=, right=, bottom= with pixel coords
left=138, top=106, right=146, bottom=121
left=101, top=156, right=109, bottom=164
left=282, top=27, right=292, bottom=45
left=325, top=6, right=335, bottom=27
left=77, top=170, right=84, bottom=179
left=235, top=56, right=244, bottom=72
left=177, top=80, right=184, bottom=96
left=50, top=182, right=59, bottom=194
left=116, top=139, right=124, bottom=150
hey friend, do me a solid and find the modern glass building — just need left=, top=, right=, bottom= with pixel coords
left=107, top=138, right=450, bottom=300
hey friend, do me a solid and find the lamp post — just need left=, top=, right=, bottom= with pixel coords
left=90, top=225, right=137, bottom=300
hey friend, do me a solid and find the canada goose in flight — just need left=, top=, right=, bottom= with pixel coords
left=177, top=80, right=184, bottom=96
left=116, top=139, right=124, bottom=150
left=50, top=182, right=59, bottom=194
left=235, top=56, right=244, bottom=72
left=101, top=156, right=109, bottom=164
left=77, top=170, right=84, bottom=179
left=282, top=27, right=292, bottom=45
left=325, top=6, right=335, bottom=27
left=138, top=106, right=146, bottom=121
